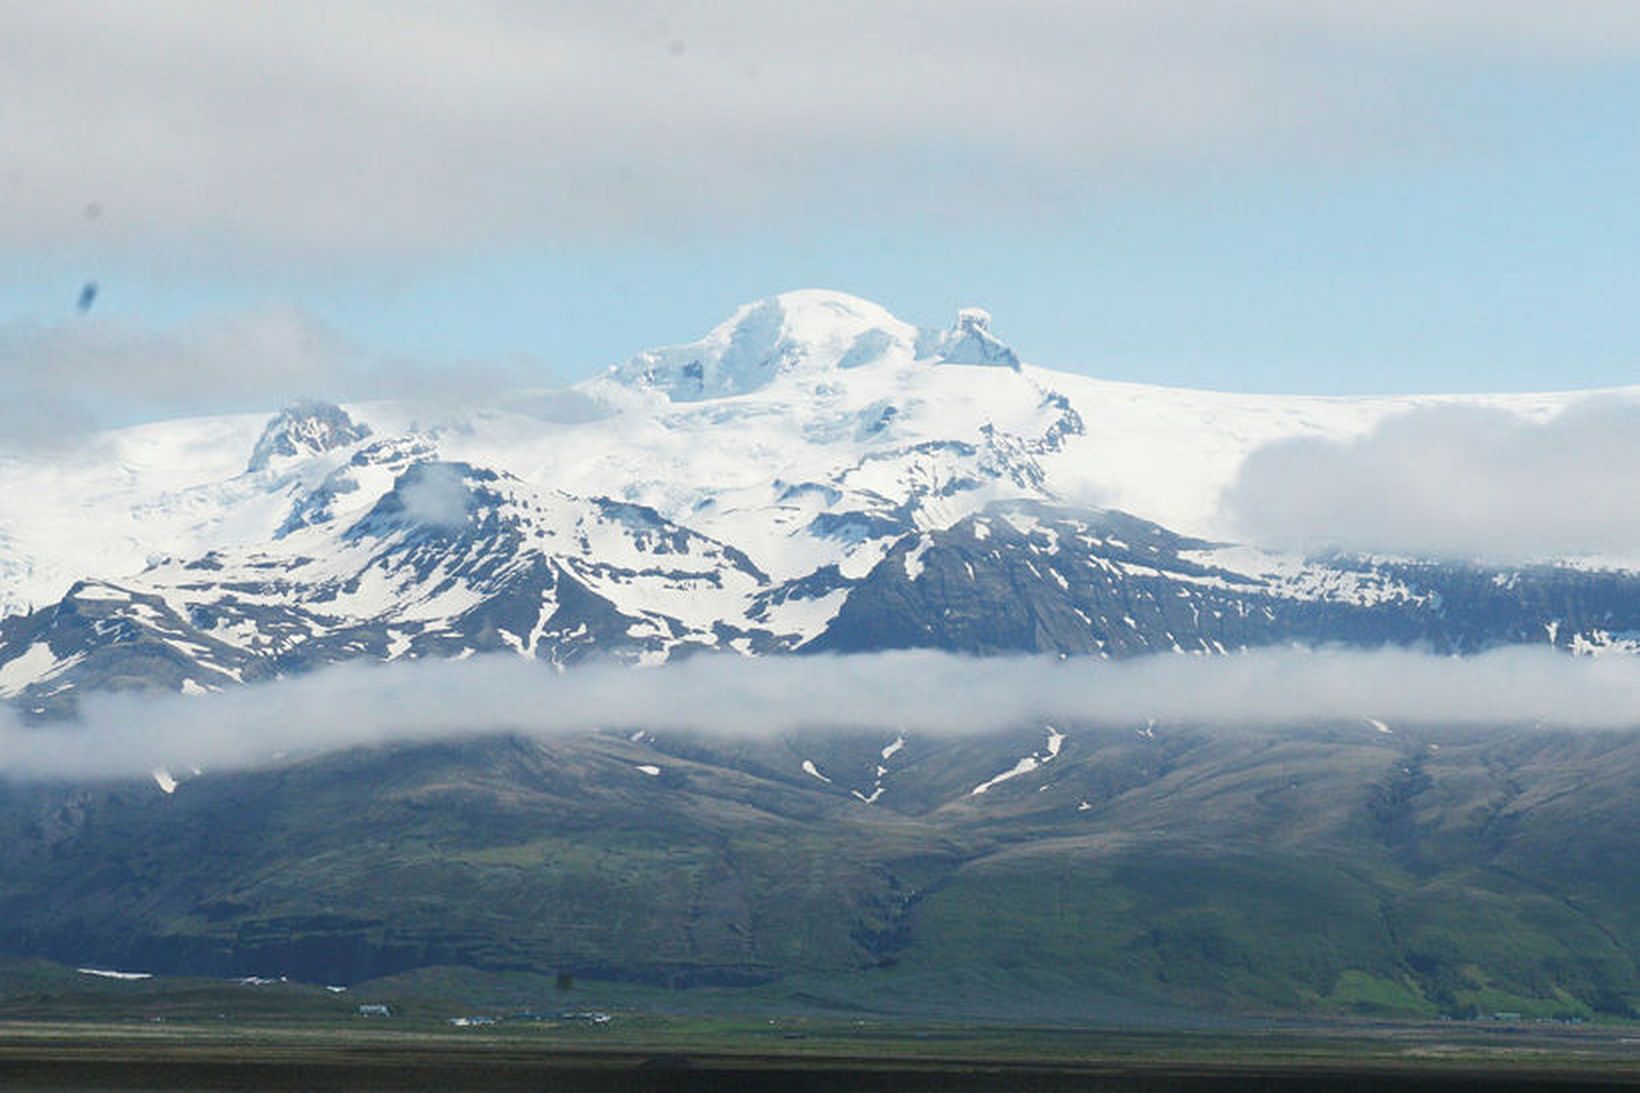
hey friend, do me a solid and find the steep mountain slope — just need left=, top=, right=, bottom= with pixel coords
left=0, top=724, right=1631, bottom=1018
left=812, top=501, right=1640, bottom=656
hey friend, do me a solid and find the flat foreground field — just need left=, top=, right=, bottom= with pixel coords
left=0, top=1019, right=1634, bottom=1091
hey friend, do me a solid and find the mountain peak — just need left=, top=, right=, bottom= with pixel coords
left=607, top=290, right=919, bottom=401
left=920, top=306, right=1020, bottom=370
left=602, top=291, right=1025, bottom=403
left=762, top=288, right=906, bottom=330
left=246, top=400, right=371, bottom=473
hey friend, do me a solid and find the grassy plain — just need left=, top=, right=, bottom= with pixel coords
left=1, top=958, right=1637, bottom=1090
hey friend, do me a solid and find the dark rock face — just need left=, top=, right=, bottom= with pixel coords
left=808, top=501, right=1640, bottom=657
left=7, top=494, right=1640, bottom=716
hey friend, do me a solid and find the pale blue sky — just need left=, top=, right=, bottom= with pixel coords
left=4, top=3, right=1639, bottom=411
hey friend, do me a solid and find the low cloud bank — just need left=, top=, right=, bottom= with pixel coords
left=2, top=646, right=1637, bottom=782
left=1225, top=398, right=1640, bottom=560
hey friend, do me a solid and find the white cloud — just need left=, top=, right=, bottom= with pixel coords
left=6, top=2, right=1640, bottom=257
left=1224, top=396, right=1640, bottom=560
left=2, top=646, right=1636, bottom=781
left=398, top=462, right=472, bottom=527
left=0, top=310, right=549, bottom=451
left=0, top=311, right=350, bottom=447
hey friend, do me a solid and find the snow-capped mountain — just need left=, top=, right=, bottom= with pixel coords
left=3, top=289, right=1639, bottom=707
left=246, top=399, right=372, bottom=473
left=809, top=501, right=1640, bottom=658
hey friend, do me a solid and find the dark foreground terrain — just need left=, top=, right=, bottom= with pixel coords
left=1, top=1018, right=1636, bottom=1092
left=2, top=951, right=1635, bottom=1090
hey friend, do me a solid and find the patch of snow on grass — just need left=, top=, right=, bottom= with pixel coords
left=78, top=968, right=153, bottom=980
left=971, top=725, right=1065, bottom=796
left=970, top=755, right=1040, bottom=796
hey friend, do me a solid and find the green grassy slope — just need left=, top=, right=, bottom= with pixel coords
left=0, top=725, right=1633, bottom=1021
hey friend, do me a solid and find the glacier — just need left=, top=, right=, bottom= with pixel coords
left=2, top=289, right=1639, bottom=707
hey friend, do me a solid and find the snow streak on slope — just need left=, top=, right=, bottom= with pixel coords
left=970, top=726, right=1064, bottom=796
